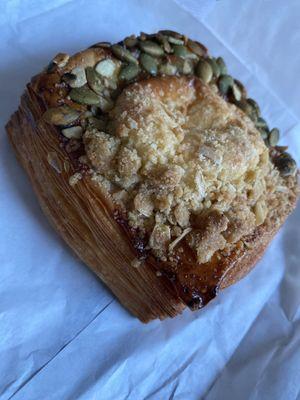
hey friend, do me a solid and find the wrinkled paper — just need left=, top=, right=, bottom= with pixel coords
left=0, top=1, right=299, bottom=399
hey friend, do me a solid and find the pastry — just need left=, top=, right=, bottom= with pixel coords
left=6, top=31, right=298, bottom=322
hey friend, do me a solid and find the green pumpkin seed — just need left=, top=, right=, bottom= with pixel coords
left=124, top=35, right=138, bottom=48
left=63, top=66, right=87, bottom=88
left=69, top=85, right=100, bottom=105
left=208, top=57, right=220, bottom=78
left=159, top=62, right=178, bottom=76
left=167, top=36, right=185, bottom=45
left=216, top=57, right=227, bottom=75
left=95, top=59, right=118, bottom=78
left=86, top=67, right=104, bottom=94
left=98, top=95, right=114, bottom=112
left=172, top=45, right=198, bottom=60
left=111, top=44, right=138, bottom=64
left=234, top=79, right=246, bottom=98
left=196, top=60, right=213, bottom=83
left=268, top=128, right=280, bottom=147
left=218, top=74, right=234, bottom=95
left=139, top=32, right=148, bottom=41
left=90, top=41, right=111, bottom=49
left=247, top=98, right=260, bottom=117
left=235, top=99, right=256, bottom=120
left=256, top=117, right=268, bottom=129
left=88, top=116, right=107, bottom=130
left=156, top=34, right=172, bottom=53
left=183, top=59, right=194, bottom=74
left=140, top=53, right=158, bottom=75
left=274, top=153, right=297, bottom=176
left=187, top=39, right=207, bottom=57
left=259, top=128, right=269, bottom=140
left=232, top=82, right=242, bottom=101
left=139, top=40, right=164, bottom=56
left=119, top=63, right=140, bottom=81
left=159, top=30, right=183, bottom=39
left=42, top=105, right=81, bottom=126
left=61, top=126, right=83, bottom=139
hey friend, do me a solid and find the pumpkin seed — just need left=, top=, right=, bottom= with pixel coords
left=69, top=85, right=100, bottom=105
left=216, top=57, right=227, bottom=75
left=90, top=41, right=111, bottom=48
left=234, top=79, right=246, bottom=98
left=232, top=82, right=242, bottom=101
left=159, top=30, right=183, bottom=39
left=119, top=63, right=140, bottom=81
left=139, top=40, right=164, bottom=56
left=172, top=45, right=198, bottom=59
left=156, top=34, right=172, bottom=53
left=124, top=35, right=138, bottom=48
left=187, top=39, right=206, bottom=57
left=159, top=62, right=178, bottom=76
left=61, top=126, right=83, bottom=139
left=85, top=67, right=104, bottom=94
left=167, top=36, right=185, bottom=45
left=139, top=32, right=148, bottom=41
left=268, top=128, right=279, bottom=147
left=208, top=57, right=220, bottom=78
left=183, top=59, right=194, bottom=74
left=274, top=153, right=297, bottom=176
left=98, top=95, right=114, bottom=112
left=196, top=60, right=213, bottom=83
left=259, top=128, right=269, bottom=140
left=256, top=117, right=268, bottom=129
left=95, top=59, right=118, bottom=78
left=42, top=105, right=80, bottom=126
left=247, top=98, right=260, bottom=117
left=140, top=53, right=157, bottom=75
left=88, top=116, right=107, bottom=130
left=235, top=99, right=256, bottom=120
left=63, top=66, right=87, bottom=88
left=111, top=44, right=138, bottom=64
left=218, top=74, right=234, bottom=95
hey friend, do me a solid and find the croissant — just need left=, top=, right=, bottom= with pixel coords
left=6, top=31, right=298, bottom=322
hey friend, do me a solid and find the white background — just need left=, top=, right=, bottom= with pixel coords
left=0, top=1, right=299, bottom=399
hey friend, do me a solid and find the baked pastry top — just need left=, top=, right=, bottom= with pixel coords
left=8, top=31, right=298, bottom=318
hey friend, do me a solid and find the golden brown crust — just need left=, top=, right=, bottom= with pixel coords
left=6, top=35, right=299, bottom=321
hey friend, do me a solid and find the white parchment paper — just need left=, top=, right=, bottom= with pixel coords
left=0, top=1, right=299, bottom=399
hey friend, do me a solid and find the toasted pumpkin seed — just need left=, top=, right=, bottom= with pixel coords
left=218, top=74, right=234, bottom=95
left=140, top=53, right=157, bottom=75
left=172, top=45, right=198, bottom=59
left=139, top=40, right=164, bottom=56
left=86, top=67, right=104, bottom=94
left=268, top=128, right=279, bottom=147
left=111, top=44, right=138, bottom=64
left=167, top=36, right=185, bottom=45
left=208, top=57, right=220, bottom=78
left=256, top=117, right=268, bottom=129
left=196, top=60, right=213, bottom=83
left=90, top=41, right=111, bottom=48
left=69, top=85, right=100, bottom=105
left=63, top=66, right=87, bottom=88
left=247, top=98, right=260, bottom=117
left=42, top=105, right=80, bottom=126
left=159, top=62, right=178, bottom=76
left=274, top=153, right=297, bottom=176
left=234, top=79, right=246, bottom=98
left=259, top=128, right=269, bottom=140
left=183, top=59, right=194, bottom=74
left=98, top=95, right=114, bottom=112
left=187, top=39, right=206, bottom=57
left=119, top=63, right=140, bottom=81
left=159, top=30, right=183, bottom=39
left=216, top=57, right=227, bottom=75
left=61, top=126, right=83, bottom=139
left=156, top=34, right=172, bottom=53
left=124, top=35, right=138, bottom=48
left=232, top=82, right=242, bottom=101
left=95, top=59, right=118, bottom=78
left=235, top=99, right=256, bottom=120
